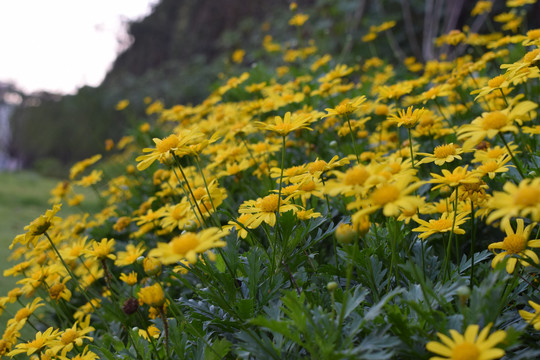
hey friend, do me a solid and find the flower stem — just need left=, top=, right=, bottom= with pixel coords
left=498, top=133, right=525, bottom=179
left=408, top=128, right=415, bottom=169
left=344, top=114, right=360, bottom=163
left=470, top=200, right=476, bottom=286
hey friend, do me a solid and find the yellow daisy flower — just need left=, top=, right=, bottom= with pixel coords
left=429, top=165, right=480, bottom=191
left=426, top=323, right=506, bottom=360
left=115, top=243, right=146, bottom=266
left=136, top=130, right=204, bottom=171
left=256, top=111, right=315, bottom=136
left=486, top=177, right=540, bottom=224
left=149, top=227, right=228, bottom=264
left=488, top=218, right=540, bottom=273
left=238, top=194, right=300, bottom=228
left=457, top=101, right=537, bottom=149
left=138, top=283, right=165, bottom=307
left=387, top=106, right=425, bottom=128
left=412, top=212, right=469, bottom=240
left=519, top=300, right=540, bottom=330
left=417, top=143, right=463, bottom=166
left=7, top=327, right=60, bottom=357
left=11, top=204, right=62, bottom=249
left=323, top=96, right=366, bottom=118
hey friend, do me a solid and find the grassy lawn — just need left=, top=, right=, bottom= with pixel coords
left=0, top=170, right=99, bottom=335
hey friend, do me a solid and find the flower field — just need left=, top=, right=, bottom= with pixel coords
left=3, top=1, right=540, bottom=359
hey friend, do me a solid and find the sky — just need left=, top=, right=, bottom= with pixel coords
left=0, top=0, right=159, bottom=95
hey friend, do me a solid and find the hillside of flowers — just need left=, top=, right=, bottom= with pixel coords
left=3, top=1, right=540, bottom=359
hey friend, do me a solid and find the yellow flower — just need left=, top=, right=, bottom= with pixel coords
left=136, top=130, right=204, bottom=170
left=149, top=227, right=228, bottom=264
left=75, top=169, right=103, bottom=187
left=11, top=204, right=62, bottom=249
left=471, top=0, right=493, bottom=16
left=457, top=101, right=538, bottom=149
left=519, top=300, right=540, bottom=330
left=139, top=325, right=160, bottom=341
left=387, top=106, right=425, bottom=128
left=412, top=212, right=469, bottom=240
left=69, top=154, right=102, bottom=180
left=256, top=111, right=315, bottom=136
left=323, top=96, right=366, bottom=118
left=115, top=99, right=129, bottom=111
left=350, top=175, right=424, bottom=218
left=119, top=271, right=138, bottom=286
left=289, top=13, right=309, bottom=27
left=238, top=194, right=300, bottom=228
left=429, top=166, right=479, bottom=191
left=48, top=278, right=72, bottom=302
left=115, top=243, right=146, bottom=266
left=426, top=323, right=506, bottom=360
left=7, top=327, right=60, bottom=357
left=85, top=238, right=116, bottom=261
left=417, top=143, right=463, bottom=166
left=231, top=49, right=245, bottom=63
left=138, top=283, right=165, bottom=307
left=488, top=218, right=540, bottom=273
left=486, top=177, right=540, bottom=224
left=48, top=316, right=94, bottom=357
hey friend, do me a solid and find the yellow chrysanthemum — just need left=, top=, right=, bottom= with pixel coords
left=149, top=227, right=228, bottom=264
left=486, top=177, right=540, bottom=224
left=519, top=300, right=540, bottom=330
left=238, top=194, right=300, bottom=228
left=488, top=218, right=540, bottom=273
left=256, top=111, right=315, bottom=136
left=426, top=323, right=506, bottom=360
left=412, top=212, right=469, bottom=240
left=138, top=283, right=165, bottom=307
left=11, top=204, right=62, bottom=249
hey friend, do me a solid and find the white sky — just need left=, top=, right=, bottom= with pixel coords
left=0, top=0, right=158, bottom=94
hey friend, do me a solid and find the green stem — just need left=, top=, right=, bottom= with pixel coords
left=498, top=133, right=525, bottom=180
left=470, top=200, right=476, bottom=286
left=408, top=128, right=415, bottom=169
left=344, top=114, right=360, bottom=163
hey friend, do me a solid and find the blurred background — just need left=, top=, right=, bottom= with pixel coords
left=1, top=0, right=539, bottom=178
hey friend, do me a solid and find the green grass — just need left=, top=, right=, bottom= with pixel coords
left=0, top=170, right=99, bottom=335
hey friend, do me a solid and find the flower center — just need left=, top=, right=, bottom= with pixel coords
left=527, top=29, right=540, bottom=40
left=431, top=218, right=453, bottom=231
left=61, top=329, right=79, bottom=345
left=488, top=75, right=505, bottom=88
left=171, top=206, right=185, bottom=220
left=274, top=122, right=293, bottom=133
left=29, top=217, right=51, bottom=236
left=309, top=160, right=327, bottom=174
left=523, top=49, right=540, bottom=63
left=514, top=185, right=540, bottom=207
left=257, top=194, right=280, bottom=212
left=285, top=166, right=305, bottom=177
left=300, top=181, right=317, bottom=192
left=481, top=111, right=508, bottom=130
left=503, top=234, right=527, bottom=254
left=479, top=161, right=499, bottom=173
left=156, top=135, right=179, bottom=153
left=49, top=283, right=65, bottom=299
left=344, top=166, right=370, bottom=186
left=192, top=187, right=206, bottom=201
left=170, top=233, right=199, bottom=254
left=451, top=342, right=480, bottom=360
left=434, top=144, right=457, bottom=158
left=485, top=148, right=504, bottom=159
left=15, top=308, right=31, bottom=321
left=371, top=184, right=400, bottom=206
